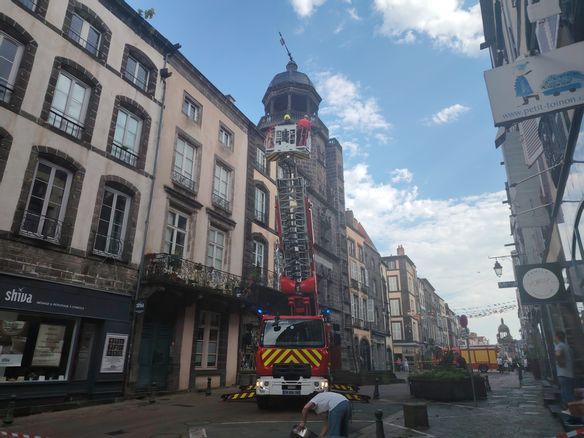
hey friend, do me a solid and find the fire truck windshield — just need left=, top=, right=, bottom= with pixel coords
left=261, top=319, right=324, bottom=347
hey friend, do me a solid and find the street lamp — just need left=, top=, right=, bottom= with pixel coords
left=493, top=260, right=503, bottom=277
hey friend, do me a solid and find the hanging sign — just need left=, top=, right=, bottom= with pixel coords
left=484, top=41, right=584, bottom=126
left=515, top=262, right=568, bottom=304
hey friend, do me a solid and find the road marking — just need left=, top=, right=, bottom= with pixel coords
left=383, top=422, right=437, bottom=437
left=188, top=427, right=207, bottom=438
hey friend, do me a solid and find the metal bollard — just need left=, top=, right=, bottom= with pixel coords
left=375, top=409, right=385, bottom=438
left=149, top=381, right=157, bottom=404
left=373, top=378, right=380, bottom=400
left=518, top=366, right=523, bottom=387
left=206, top=377, right=212, bottom=396
left=3, top=394, right=16, bottom=426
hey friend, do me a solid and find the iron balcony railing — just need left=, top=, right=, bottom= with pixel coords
left=123, top=69, right=148, bottom=91
left=48, top=110, right=84, bottom=139
left=172, top=170, right=196, bottom=191
left=242, top=265, right=279, bottom=290
left=93, top=233, right=124, bottom=259
left=20, top=210, right=64, bottom=243
left=67, top=28, right=102, bottom=57
left=0, top=83, right=14, bottom=103
left=254, top=209, right=266, bottom=223
left=212, top=192, right=231, bottom=213
left=111, top=141, right=139, bottom=167
left=144, top=253, right=241, bottom=297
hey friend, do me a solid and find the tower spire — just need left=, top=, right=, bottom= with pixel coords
left=279, top=32, right=295, bottom=64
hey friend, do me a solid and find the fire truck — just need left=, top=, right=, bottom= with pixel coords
left=254, top=115, right=332, bottom=409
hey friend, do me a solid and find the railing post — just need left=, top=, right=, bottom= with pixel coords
left=3, top=394, right=16, bottom=425
left=373, top=377, right=380, bottom=400
left=375, top=409, right=385, bottom=438
left=206, top=377, right=212, bottom=396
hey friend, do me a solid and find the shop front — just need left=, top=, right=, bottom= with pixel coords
left=0, top=274, right=131, bottom=406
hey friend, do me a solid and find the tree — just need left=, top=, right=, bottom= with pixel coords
left=137, top=8, right=155, bottom=20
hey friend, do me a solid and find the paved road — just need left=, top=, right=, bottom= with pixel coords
left=0, top=371, right=562, bottom=437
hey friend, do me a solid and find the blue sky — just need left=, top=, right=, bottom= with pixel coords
left=128, top=0, right=520, bottom=341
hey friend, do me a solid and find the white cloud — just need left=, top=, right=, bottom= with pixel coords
left=342, top=140, right=368, bottom=159
left=391, top=168, right=413, bottom=183
left=373, top=0, right=484, bottom=56
left=427, top=104, right=470, bottom=125
left=290, top=0, right=326, bottom=17
left=315, top=71, right=392, bottom=138
left=347, top=7, right=362, bottom=21
left=344, top=163, right=519, bottom=338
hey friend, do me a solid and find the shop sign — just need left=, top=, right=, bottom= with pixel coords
left=515, top=262, right=568, bottom=304
left=484, top=41, right=584, bottom=126
left=1, top=275, right=130, bottom=321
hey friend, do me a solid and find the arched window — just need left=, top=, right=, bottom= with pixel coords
left=121, top=45, right=157, bottom=95
left=63, top=0, right=112, bottom=62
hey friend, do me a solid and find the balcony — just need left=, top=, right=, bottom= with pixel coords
left=212, top=192, right=231, bottom=213
left=20, top=210, right=64, bottom=244
left=172, top=170, right=196, bottom=191
left=242, top=266, right=279, bottom=290
left=47, top=110, right=84, bottom=139
left=111, top=141, right=139, bottom=167
left=143, top=253, right=241, bottom=297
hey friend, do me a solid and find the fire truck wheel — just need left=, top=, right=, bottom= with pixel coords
left=479, top=364, right=488, bottom=373
left=256, top=396, right=270, bottom=409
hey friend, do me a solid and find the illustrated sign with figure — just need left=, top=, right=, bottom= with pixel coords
left=484, top=41, right=584, bottom=126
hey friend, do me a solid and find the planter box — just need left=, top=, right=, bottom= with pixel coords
left=409, top=377, right=487, bottom=401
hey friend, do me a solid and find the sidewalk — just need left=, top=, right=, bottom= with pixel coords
left=356, top=372, right=564, bottom=438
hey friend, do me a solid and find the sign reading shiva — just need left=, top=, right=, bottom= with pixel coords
left=484, top=41, right=584, bottom=126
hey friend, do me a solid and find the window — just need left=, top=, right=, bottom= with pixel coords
left=358, top=245, right=364, bottom=261
left=182, top=95, right=201, bottom=123
left=256, top=148, right=267, bottom=173
left=93, top=187, right=129, bottom=258
left=253, top=240, right=265, bottom=275
left=68, top=13, right=101, bottom=55
left=392, top=322, right=403, bottom=341
left=48, top=72, right=89, bottom=138
left=387, top=276, right=398, bottom=291
left=165, top=210, right=188, bottom=257
left=207, top=226, right=225, bottom=270
left=407, top=275, right=413, bottom=291
left=390, top=299, right=401, bottom=316
left=277, top=164, right=285, bottom=180
left=194, top=311, right=220, bottom=369
left=351, top=294, right=358, bottom=320
left=387, top=260, right=396, bottom=270
left=17, top=0, right=38, bottom=11
left=124, top=55, right=149, bottom=91
left=254, top=187, right=266, bottom=223
left=350, top=261, right=359, bottom=281
left=218, top=125, right=233, bottom=149
left=212, top=163, right=231, bottom=212
left=347, top=239, right=355, bottom=257
left=0, top=32, right=23, bottom=103
left=111, top=108, right=141, bottom=167
left=172, top=137, right=197, bottom=191
left=360, top=297, right=366, bottom=321
left=20, top=160, right=72, bottom=243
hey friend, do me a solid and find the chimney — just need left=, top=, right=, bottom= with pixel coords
left=397, top=245, right=405, bottom=256
left=225, top=94, right=236, bottom=104
left=345, top=209, right=354, bottom=226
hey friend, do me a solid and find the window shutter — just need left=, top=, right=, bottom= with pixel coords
left=519, top=119, right=543, bottom=166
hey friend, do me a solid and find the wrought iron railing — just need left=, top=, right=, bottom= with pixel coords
left=67, top=27, right=101, bottom=57
left=47, top=110, right=84, bottom=139
left=212, top=192, right=231, bottom=212
left=241, top=265, right=279, bottom=290
left=172, top=170, right=196, bottom=191
left=93, top=233, right=124, bottom=259
left=143, top=253, right=241, bottom=297
left=111, top=141, right=139, bottom=167
left=20, top=210, right=63, bottom=243
left=123, top=69, right=148, bottom=91
left=0, top=83, right=14, bottom=103
left=254, top=209, right=266, bottom=223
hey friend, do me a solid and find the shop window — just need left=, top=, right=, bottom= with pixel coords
left=0, top=311, right=76, bottom=383
left=20, top=160, right=72, bottom=244
left=194, top=311, right=220, bottom=369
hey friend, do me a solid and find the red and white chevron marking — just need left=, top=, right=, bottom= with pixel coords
left=555, top=427, right=584, bottom=438
left=0, top=432, right=49, bottom=438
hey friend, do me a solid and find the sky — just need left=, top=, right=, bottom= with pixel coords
left=128, top=0, right=520, bottom=341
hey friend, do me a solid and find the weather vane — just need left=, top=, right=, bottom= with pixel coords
left=279, top=32, right=295, bottom=63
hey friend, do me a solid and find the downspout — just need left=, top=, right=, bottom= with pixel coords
left=124, top=45, right=179, bottom=395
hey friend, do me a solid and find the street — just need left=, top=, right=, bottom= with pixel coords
left=0, top=372, right=564, bottom=438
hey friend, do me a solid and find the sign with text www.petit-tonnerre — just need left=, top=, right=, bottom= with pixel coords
left=484, top=41, right=584, bottom=126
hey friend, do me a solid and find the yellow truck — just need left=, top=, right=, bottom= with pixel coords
left=459, top=345, right=499, bottom=372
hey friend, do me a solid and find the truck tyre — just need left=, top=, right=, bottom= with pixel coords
left=257, top=396, right=270, bottom=410
left=479, top=364, right=488, bottom=373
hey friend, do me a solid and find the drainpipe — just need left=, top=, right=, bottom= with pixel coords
left=123, top=43, right=181, bottom=396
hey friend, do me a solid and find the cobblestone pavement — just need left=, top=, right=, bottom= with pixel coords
left=356, top=371, right=564, bottom=438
